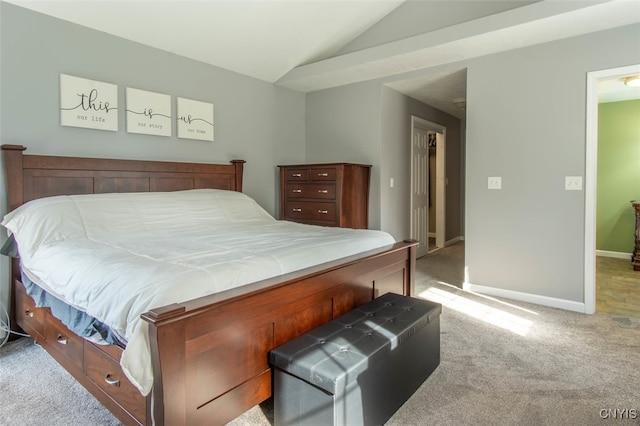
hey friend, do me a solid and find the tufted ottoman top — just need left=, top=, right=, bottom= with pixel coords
left=269, top=292, right=442, bottom=395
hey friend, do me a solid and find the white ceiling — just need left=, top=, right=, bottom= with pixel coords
left=5, top=0, right=406, bottom=82
left=5, top=0, right=640, bottom=119
left=598, top=77, right=640, bottom=103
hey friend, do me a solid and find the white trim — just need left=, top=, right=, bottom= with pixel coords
left=446, top=236, right=464, bottom=246
left=596, top=250, right=632, bottom=259
left=435, top=132, right=446, bottom=250
left=463, top=282, right=586, bottom=313
left=585, top=70, right=598, bottom=315
left=584, top=64, right=640, bottom=316
left=410, top=116, right=447, bottom=255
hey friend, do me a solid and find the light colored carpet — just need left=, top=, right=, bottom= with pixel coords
left=0, top=336, right=120, bottom=426
left=2, top=242, right=639, bottom=425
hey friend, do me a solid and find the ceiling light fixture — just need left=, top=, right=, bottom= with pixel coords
left=622, top=75, right=640, bottom=87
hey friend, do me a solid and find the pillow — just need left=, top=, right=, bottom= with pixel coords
left=1, top=195, right=87, bottom=261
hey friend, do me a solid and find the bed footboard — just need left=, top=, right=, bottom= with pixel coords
left=143, top=240, right=417, bottom=425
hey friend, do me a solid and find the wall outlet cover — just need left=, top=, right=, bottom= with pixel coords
left=488, top=176, right=502, bottom=190
left=565, top=176, right=583, bottom=191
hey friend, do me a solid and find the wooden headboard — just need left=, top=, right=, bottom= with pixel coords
left=1, top=145, right=245, bottom=212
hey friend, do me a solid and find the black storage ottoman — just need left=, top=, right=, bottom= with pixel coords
left=269, top=292, right=442, bottom=426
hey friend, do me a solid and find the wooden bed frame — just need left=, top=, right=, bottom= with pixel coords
left=2, top=145, right=417, bottom=425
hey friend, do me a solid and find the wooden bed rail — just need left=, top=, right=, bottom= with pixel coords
left=143, top=240, right=418, bottom=425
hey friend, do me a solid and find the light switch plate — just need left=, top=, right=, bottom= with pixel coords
left=565, top=176, right=583, bottom=191
left=488, top=176, right=502, bottom=190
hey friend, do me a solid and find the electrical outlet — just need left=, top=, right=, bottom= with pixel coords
left=488, top=177, right=502, bottom=190
left=565, top=176, right=583, bottom=191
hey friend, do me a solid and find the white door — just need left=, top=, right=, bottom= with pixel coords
left=411, top=127, right=430, bottom=258
left=411, top=116, right=447, bottom=257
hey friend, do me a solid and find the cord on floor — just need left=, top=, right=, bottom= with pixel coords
left=1, top=301, right=30, bottom=349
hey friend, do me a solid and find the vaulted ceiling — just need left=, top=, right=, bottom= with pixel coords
left=6, top=0, right=640, bottom=118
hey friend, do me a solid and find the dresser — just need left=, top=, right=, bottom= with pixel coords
left=279, top=163, right=371, bottom=229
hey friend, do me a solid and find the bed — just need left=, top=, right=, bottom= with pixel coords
left=1, top=144, right=417, bottom=425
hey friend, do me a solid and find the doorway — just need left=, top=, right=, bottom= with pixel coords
left=584, top=63, right=640, bottom=314
left=410, top=116, right=446, bottom=258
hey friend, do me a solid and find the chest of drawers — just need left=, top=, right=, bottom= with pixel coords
left=278, top=163, right=371, bottom=229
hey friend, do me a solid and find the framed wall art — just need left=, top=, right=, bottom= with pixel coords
left=60, top=74, right=118, bottom=131
left=176, top=97, right=214, bottom=141
left=125, top=87, right=172, bottom=137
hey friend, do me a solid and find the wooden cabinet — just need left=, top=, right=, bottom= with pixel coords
left=279, top=163, right=371, bottom=229
left=633, top=201, right=640, bottom=271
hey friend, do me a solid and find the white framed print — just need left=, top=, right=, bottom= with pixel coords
left=125, top=87, right=172, bottom=137
left=176, top=97, right=214, bottom=141
left=60, top=74, right=118, bottom=131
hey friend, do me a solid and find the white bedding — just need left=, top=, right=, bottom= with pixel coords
left=1, top=189, right=395, bottom=395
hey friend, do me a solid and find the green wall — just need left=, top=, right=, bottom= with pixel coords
left=597, top=99, right=640, bottom=253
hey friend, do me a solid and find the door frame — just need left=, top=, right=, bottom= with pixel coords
left=410, top=116, right=446, bottom=255
left=435, top=131, right=446, bottom=250
left=584, top=63, right=640, bottom=314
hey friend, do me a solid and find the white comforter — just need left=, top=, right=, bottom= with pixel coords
left=2, top=189, right=395, bottom=395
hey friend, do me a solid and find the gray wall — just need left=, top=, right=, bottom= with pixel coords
left=305, top=82, right=463, bottom=239
left=305, top=81, right=383, bottom=229
left=306, top=23, right=640, bottom=307
left=380, top=86, right=462, bottom=242
left=464, top=23, right=640, bottom=303
left=0, top=3, right=305, bottom=320
left=0, top=3, right=305, bottom=215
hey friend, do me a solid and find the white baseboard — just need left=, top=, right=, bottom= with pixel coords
left=445, top=236, right=464, bottom=246
left=463, top=282, right=587, bottom=313
left=596, top=250, right=632, bottom=259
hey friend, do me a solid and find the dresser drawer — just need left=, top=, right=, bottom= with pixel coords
left=85, top=342, right=147, bottom=423
left=44, top=312, right=84, bottom=372
left=286, top=183, right=336, bottom=200
left=309, top=168, right=336, bottom=181
left=284, top=169, right=309, bottom=181
left=285, top=201, right=337, bottom=223
left=15, top=282, right=45, bottom=337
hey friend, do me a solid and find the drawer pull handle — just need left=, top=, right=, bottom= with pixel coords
left=292, top=173, right=302, bottom=177
left=25, top=310, right=34, bottom=318
left=317, top=173, right=329, bottom=177
left=292, top=189, right=302, bottom=193
left=318, top=210, right=329, bottom=214
left=56, top=334, right=68, bottom=345
left=104, top=374, right=120, bottom=387
left=318, top=190, right=328, bottom=194
left=292, top=208, right=302, bottom=212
